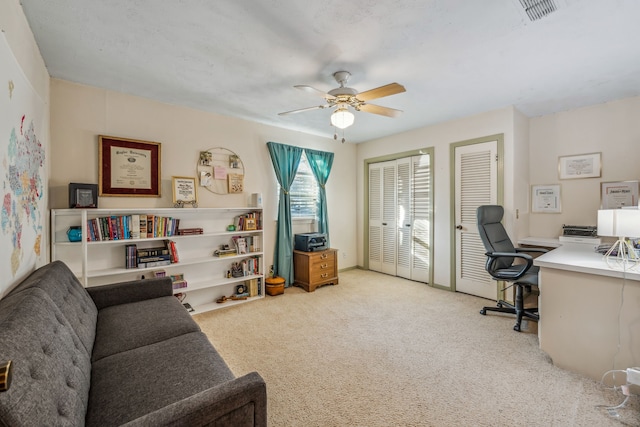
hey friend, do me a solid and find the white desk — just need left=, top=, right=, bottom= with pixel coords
left=534, top=244, right=640, bottom=381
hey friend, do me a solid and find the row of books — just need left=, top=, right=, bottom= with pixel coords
left=230, top=257, right=261, bottom=277
left=85, top=215, right=183, bottom=241
left=234, top=211, right=263, bottom=231
left=231, top=235, right=262, bottom=254
left=245, top=278, right=261, bottom=297
left=153, top=270, right=187, bottom=290
left=125, top=240, right=179, bottom=269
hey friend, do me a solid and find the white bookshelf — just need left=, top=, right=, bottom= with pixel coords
left=51, top=207, right=264, bottom=314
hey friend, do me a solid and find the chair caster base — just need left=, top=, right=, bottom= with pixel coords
left=480, top=309, right=486, bottom=315
left=513, top=324, right=521, bottom=332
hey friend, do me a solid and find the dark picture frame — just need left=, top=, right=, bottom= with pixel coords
left=69, top=183, right=98, bottom=208
left=98, top=135, right=161, bottom=197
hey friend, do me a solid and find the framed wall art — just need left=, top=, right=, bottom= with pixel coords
left=531, top=184, right=561, bottom=213
left=558, top=152, right=601, bottom=180
left=98, top=135, right=161, bottom=197
left=601, top=180, right=639, bottom=209
left=172, top=176, right=198, bottom=207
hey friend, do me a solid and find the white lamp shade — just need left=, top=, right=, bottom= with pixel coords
left=331, top=107, right=354, bottom=129
left=598, top=209, right=640, bottom=238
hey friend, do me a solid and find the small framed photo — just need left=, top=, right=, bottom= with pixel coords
left=531, top=184, right=561, bottom=213
left=558, top=152, right=601, bottom=180
left=172, top=176, right=198, bottom=207
left=69, top=183, right=98, bottom=208
left=601, top=180, right=639, bottom=209
left=245, top=218, right=257, bottom=230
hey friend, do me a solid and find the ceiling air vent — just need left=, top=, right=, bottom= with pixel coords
left=519, top=0, right=557, bottom=21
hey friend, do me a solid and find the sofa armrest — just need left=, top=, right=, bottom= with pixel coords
left=121, top=372, right=267, bottom=427
left=87, top=277, right=173, bottom=310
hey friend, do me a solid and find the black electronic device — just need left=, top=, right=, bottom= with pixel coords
left=294, top=233, right=328, bottom=252
left=562, top=224, right=597, bottom=237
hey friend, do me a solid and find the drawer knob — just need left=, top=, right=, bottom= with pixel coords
left=321, top=254, right=328, bottom=259
left=321, top=263, right=328, bottom=268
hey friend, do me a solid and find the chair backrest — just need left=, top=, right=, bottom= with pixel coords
left=477, top=205, right=515, bottom=270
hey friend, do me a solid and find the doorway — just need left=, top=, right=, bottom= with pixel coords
left=365, top=149, right=433, bottom=284
left=450, top=134, right=503, bottom=299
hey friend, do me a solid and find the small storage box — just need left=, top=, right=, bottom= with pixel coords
left=265, top=276, right=285, bottom=296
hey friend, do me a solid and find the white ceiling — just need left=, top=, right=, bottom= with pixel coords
left=20, top=0, right=640, bottom=143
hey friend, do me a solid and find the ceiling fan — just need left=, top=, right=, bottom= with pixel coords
left=278, top=71, right=406, bottom=131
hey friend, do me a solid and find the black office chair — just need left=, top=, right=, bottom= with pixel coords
left=476, top=205, right=548, bottom=332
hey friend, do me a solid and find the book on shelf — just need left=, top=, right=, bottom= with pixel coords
left=153, top=269, right=167, bottom=278
left=247, top=278, right=258, bottom=297
left=138, top=259, right=171, bottom=269
left=170, top=273, right=187, bottom=290
left=176, top=227, right=203, bottom=235
left=125, top=244, right=137, bottom=269
left=214, top=248, right=237, bottom=257
left=165, top=240, right=179, bottom=263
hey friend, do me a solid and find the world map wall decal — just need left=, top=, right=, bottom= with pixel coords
left=0, top=32, right=47, bottom=295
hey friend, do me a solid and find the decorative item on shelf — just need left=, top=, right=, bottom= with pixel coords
left=235, top=284, right=246, bottom=294
left=172, top=176, right=198, bottom=208
left=265, top=276, right=285, bottom=296
left=230, top=262, right=244, bottom=278
left=69, top=183, right=98, bottom=208
left=227, top=224, right=236, bottom=231
left=67, top=226, right=82, bottom=242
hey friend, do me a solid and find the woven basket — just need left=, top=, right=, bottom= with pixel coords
left=265, top=276, right=285, bottom=296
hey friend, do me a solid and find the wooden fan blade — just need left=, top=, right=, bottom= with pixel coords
left=295, top=85, right=337, bottom=100
left=356, top=83, right=406, bottom=102
left=278, top=105, right=329, bottom=116
left=359, top=103, right=403, bottom=118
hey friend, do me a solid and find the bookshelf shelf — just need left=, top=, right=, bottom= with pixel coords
left=51, top=207, right=265, bottom=314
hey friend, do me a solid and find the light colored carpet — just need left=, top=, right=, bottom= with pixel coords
left=194, top=269, right=639, bottom=426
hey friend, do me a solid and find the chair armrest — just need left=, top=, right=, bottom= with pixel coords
left=515, top=247, right=549, bottom=254
left=121, top=372, right=267, bottom=427
left=87, top=277, right=173, bottom=310
left=485, top=252, right=533, bottom=280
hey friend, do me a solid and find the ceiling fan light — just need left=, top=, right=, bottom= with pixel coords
left=331, top=108, right=355, bottom=129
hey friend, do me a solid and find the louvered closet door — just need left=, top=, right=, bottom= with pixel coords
left=410, top=155, right=430, bottom=283
left=368, top=164, right=383, bottom=272
left=380, top=162, right=397, bottom=275
left=396, top=158, right=412, bottom=279
left=454, top=141, right=497, bottom=299
left=369, top=155, right=431, bottom=282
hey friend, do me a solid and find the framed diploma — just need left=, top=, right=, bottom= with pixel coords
left=601, top=180, right=639, bottom=209
left=531, top=184, right=561, bottom=213
left=558, top=152, right=601, bottom=180
left=98, top=135, right=161, bottom=197
left=172, top=176, right=198, bottom=207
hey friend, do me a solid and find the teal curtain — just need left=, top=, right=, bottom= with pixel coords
left=304, top=148, right=334, bottom=246
left=267, top=141, right=303, bottom=286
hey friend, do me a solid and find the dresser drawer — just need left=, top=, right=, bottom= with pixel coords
left=293, top=248, right=339, bottom=292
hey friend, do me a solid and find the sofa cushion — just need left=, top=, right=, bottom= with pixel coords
left=9, top=260, right=98, bottom=354
left=91, top=295, right=201, bottom=362
left=0, top=288, right=92, bottom=427
left=86, top=331, right=235, bottom=427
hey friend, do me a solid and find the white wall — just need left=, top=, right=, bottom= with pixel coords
left=356, top=106, right=521, bottom=289
left=0, top=0, right=50, bottom=295
left=49, top=80, right=358, bottom=272
left=529, top=96, right=640, bottom=237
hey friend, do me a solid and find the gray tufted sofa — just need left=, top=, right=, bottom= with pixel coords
left=0, top=260, right=267, bottom=426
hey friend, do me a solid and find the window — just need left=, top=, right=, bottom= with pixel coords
left=289, top=152, right=319, bottom=218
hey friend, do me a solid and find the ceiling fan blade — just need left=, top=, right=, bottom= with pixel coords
left=359, top=103, right=403, bottom=118
left=294, top=85, right=337, bottom=100
left=278, top=105, right=330, bottom=116
left=356, top=83, right=406, bottom=102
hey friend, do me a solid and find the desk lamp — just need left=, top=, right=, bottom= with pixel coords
left=597, top=209, right=640, bottom=269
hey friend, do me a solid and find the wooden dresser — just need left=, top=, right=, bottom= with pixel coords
left=293, top=248, right=339, bottom=292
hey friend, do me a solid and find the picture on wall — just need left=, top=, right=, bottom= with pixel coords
left=601, top=180, right=639, bottom=209
left=99, top=135, right=162, bottom=197
left=558, top=152, right=601, bottom=180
